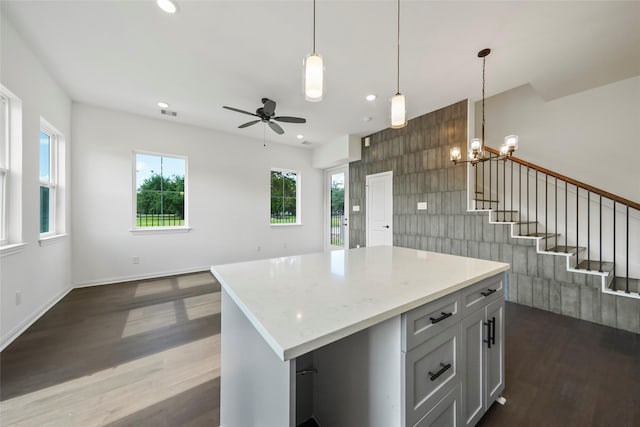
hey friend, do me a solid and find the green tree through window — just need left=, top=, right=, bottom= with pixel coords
left=136, top=153, right=186, bottom=227
left=271, top=170, right=298, bottom=223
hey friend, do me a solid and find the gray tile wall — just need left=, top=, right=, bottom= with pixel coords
left=349, top=100, right=640, bottom=334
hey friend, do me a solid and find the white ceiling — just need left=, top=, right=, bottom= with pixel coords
left=2, top=1, right=639, bottom=147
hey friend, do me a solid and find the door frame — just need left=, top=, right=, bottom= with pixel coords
left=365, top=170, right=393, bottom=247
left=324, top=165, right=349, bottom=251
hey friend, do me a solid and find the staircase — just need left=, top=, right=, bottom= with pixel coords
left=469, top=146, right=639, bottom=300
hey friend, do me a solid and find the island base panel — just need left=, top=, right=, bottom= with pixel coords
left=220, top=291, right=295, bottom=427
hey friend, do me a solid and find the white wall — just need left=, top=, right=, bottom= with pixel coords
left=0, top=14, right=72, bottom=349
left=477, top=77, right=640, bottom=202
left=71, top=104, right=324, bottom=286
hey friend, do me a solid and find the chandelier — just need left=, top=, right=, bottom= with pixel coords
left=450, top=48, right=518, bottom=165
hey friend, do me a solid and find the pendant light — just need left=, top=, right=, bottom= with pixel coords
left=303, top=0, right=324, bottom=102
left=390, top=0, right=406, bottom=128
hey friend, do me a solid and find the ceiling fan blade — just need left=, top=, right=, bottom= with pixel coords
left=268, top=121, right=284, bottom=135
left=263, top=99, right=276, bottom=116
left=238, top=119, right=261, bottom=129
left=273, top=116, right=306, bottom=124
left=223, top=106, right=259, bottom=117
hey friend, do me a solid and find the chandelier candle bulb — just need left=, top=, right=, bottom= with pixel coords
left=471, top=138, right=482, bottom=151
left=450, top=147, right=462, bottom=163
left=505, top=135, right=519, bottom=150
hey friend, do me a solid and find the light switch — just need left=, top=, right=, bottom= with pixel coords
left=353, top=205, right=360, bottom=212
left=417, top=202, right=427, bottom=210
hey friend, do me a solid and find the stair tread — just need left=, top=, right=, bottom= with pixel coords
left=609, top=277, right=640, bottom=293
left=474, top=199, right=499, bottom=202
left=575, top=260, right=614, bottom=272
left=493, top=210, right=519, bottom=212
left=546, top=245, right=586, bottom=255
left=517, top=232, right=559, bottom=238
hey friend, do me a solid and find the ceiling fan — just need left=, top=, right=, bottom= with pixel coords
left=223, top=98, right=306, bottom=135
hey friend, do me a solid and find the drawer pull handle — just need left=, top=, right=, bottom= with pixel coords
left=430, top=311, right=453, bottom=324
left=480, top=288, right=496, bottom=297
left=428, top=363, right=451, bottom=381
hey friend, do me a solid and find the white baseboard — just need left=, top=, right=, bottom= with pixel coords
left=0, top=285, right=72, bottom=352
left=73, top=266, right=211, bottom=288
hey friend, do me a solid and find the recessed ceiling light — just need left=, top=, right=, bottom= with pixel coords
left=297, top=134, right=304, bottom=139
left=365, top=94, right=376, bottom=101
left=157, top=101, right=169, bottom=108
left=157, top=0, right=177, bottom=14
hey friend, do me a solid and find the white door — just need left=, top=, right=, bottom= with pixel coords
left=326, top=166, right=349, bottom=250
left=366, top=171, right=393, bottom=247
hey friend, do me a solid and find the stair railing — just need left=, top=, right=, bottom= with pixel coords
left=474, top=146, right=639, bottom=294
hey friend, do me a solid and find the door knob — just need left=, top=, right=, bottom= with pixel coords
left=383, top=225, right=390, bottom=229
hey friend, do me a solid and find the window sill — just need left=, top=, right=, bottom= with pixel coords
left=270, top=223, right=303, bottom=227
left=0, top=242, right=27, bottom=257
left=39, top=233, right=69, bottom=247
left=130, top=227, right=192, bottom=235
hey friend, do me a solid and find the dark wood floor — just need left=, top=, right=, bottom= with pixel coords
left=1, top=272, right=638, bottom=426
left=478, top=302, right=640, bottom=427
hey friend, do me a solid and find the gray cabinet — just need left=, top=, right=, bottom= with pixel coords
left=403, top=272, right=506, bottom=427
left=461, top=296, right=505, bottom=427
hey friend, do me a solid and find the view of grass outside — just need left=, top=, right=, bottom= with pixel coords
left=136, top=214, right=185, bottom=227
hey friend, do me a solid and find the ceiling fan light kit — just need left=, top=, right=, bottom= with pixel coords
left=303, top=0, right=324, bottom=102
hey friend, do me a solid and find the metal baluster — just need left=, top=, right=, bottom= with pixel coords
left=482, top=159, right=485, bottom=210
left=626, top=206, right=630, bottom=293
left=613, top=201, right=616, bottom=284
left=599, top=195, right=602, bottom=272
left=565, top=181, right=568, bottom=251
left=576, top=186, right=579, bottom=267
left=511, top=160, right=513, bottom=222
left=519, top=163, right=522, bottom=234
left=475, top=165, right=478, bottom=210
left=545, top=174, right=548, bottom=250
left=503, top=158, right=506, bottom=222
left=555, top=177, right=558, bottom=251
left=527, top=167, right=530, bottom=237
left=489, top=152, right=492, bottom=212
left=535, top=170, right=538, bottom=235
left=587, top=191, right=591, bottom=270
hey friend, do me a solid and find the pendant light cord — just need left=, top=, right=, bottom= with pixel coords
left=396, top=0, right=400, bottom=95
left=313, top=0, right=316, bottom=54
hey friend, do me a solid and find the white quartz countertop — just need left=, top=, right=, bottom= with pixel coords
left=211, top=246, right=509, bottom=361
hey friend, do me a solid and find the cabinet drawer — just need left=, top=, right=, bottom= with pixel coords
left=402, top=291, right=461, bottom=352
left=414, top=384, right=460, bottom=427
left=404, top=323, right=460, bottom=427
left=461, top=274, right=504, bottom=315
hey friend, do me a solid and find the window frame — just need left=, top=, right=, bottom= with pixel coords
left=132, top=150, right=190, bottom=232
left=270, top=168, right=302, bottom=226
left=0, top=94, right=8, bottom=245
left=39, top=124, right=58, bottom=238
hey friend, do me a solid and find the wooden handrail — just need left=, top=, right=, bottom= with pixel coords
left=484, top=145, right=640, bottom=211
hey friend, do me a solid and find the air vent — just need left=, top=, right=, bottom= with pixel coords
left=160, top=109, right=177, bottom=117
left=301, top=141, right=312, bottom=146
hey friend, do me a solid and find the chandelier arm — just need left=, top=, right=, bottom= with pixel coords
left=313, top=0, right=316, bottom=53
left=397, top=0, right=400, bottom=94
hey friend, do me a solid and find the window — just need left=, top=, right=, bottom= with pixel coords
left=0, top=94, right=7, bottom=243
left=135, top=152, right=187, bottom=229
left=39, top=129, right=56, bottom=235
left=270, top=169, right=300, bottom=225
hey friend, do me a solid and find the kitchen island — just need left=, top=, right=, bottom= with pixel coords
left=211, top=246, right=510, bottom=427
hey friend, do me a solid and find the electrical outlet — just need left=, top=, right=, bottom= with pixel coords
left=16, top=291, right=21, bottom=306
left=257, top=246, right=261, bottom=252
left=132, top=256, right=140, bottom=264
left=417, top=202, right=428, bottom=210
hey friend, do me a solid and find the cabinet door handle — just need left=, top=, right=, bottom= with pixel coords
left=480, top=288, right=496, bottom=297
left=483, top=319, right=493, bottom=349
left=428, top=363, right=451, bottom=381
left=491, top=316, right=496, bottom=345
left=429, top=311, right=453, bottom=324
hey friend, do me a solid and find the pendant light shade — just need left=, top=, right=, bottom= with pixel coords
left=304, top=53, right=324, bottom=102
left=390, top=93, right=406, bottom=128
left=303, top=0, right=324, bottom=102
